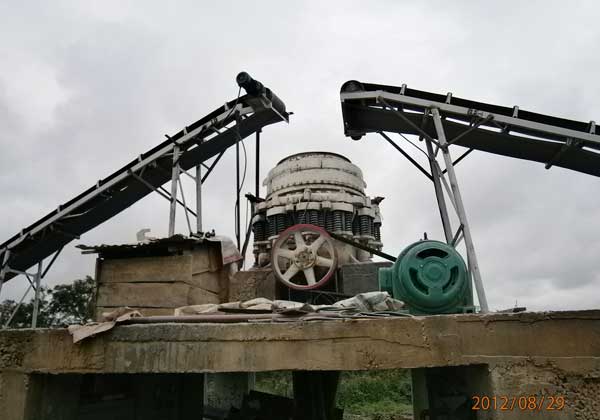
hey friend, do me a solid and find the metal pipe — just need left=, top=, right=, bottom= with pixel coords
left=431, top=108, right=489, bottom=312
left=122, top=311, right=343, bottom=324
left=31, top=261, right=43, bottom=328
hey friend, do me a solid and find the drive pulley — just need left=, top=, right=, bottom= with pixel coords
left=271, top=224, right=338, bottom=290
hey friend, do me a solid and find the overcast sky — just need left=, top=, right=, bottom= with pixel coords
left=1, top=1, right=599, bottom=311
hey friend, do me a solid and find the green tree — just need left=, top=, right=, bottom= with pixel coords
left=0, top=276, right=95, bottom=328
left=47, top=276, right=96, bottom=325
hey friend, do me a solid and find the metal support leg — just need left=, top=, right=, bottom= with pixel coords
left=3, top=283, right=32, bottom=328
left=0, top=249, right=10, bottom=297
left=425, top=138, right=453, bottom=244
left=168, top=145, right=181, bottom=237
left=31, top=261, right=43, bottom=328
left=255, top=129, right=261, bottom=198
left=196, top=164, right=202, bottom=233
left=431, top=108, right=489, bottom=312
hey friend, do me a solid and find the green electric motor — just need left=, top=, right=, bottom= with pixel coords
left=379, top=240, right=473, bottom=315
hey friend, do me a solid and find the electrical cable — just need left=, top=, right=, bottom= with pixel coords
left=397, top=132, right=431, bottom=160
left=233, top=132, right=248, bottom=242
left=223, top=87, right=242, bottom=123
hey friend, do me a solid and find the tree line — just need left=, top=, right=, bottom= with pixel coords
left=0, top=276, right=95, bottom=328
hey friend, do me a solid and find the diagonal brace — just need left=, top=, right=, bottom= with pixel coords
left=379, top=132, right=433, bottom=181
left=378, top=97, right=441, bottom=147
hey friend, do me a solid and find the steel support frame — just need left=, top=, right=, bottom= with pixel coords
left=377, top=101, right=489, bottom=312
left=0, top=85, right=287, bottom=327
left=430, top=108, right=489, bottom=312
left=168, top=145, right=181, bottom=237
left=1, top=246, right=62, bottom=328
left=196, top=162, right=203, bottom=233
left=31, top=261, right=43, bottom=328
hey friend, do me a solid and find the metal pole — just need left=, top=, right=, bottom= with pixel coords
left=196, top=164, right=202, bottom=233
left=0, top=250, right=10, bottom=297
left=255, top=129, right=261, bottom=198
left=431, top=108, right=489, bottom=312
left=31, top=261, right=43, bottom=328
left=425, top=138, right=453, bottom=244
left=168, top=145, right=180, bottom=237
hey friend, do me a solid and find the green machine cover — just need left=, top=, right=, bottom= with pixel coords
left=379, top=240, right=473, bottom=315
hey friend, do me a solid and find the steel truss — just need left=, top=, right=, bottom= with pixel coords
left=0, top=76, right=288, bottom=324
left=340, top=80, right=600, bottom=312
left=377, top=106, right=489, bottom=312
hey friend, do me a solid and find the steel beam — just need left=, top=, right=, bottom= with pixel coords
left=431, top=108, right=489, bottom=312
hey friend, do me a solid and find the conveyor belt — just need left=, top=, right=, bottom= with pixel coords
left=340, top=81, right=600, bottom=177
left=0, top=84, right=287, bottom=284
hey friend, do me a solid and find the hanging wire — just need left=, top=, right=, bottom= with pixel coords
left=234, top=136, right=248, bottom=242
left=397, top=132, right=431, bottom=160
left=223, top=87, right=242, bottom=122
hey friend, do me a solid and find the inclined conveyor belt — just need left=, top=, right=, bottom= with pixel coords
left=340, top=81, right=600, bottom=177
left=0, top=85, right=287, bottom=284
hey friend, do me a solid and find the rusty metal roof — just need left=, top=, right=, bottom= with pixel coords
left=77, top=234, right=213, bottom=258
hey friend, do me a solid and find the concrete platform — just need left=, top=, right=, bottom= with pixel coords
left=1, top=310, right=600, bottom=419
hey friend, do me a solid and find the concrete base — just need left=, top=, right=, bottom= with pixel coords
left=204, top=372, right=255, bottom=414
left=1, top=310, right=599, bottom=419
